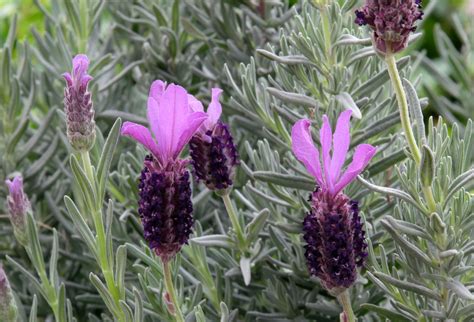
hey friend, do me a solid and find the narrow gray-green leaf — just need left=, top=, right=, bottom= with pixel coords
left=97, top=118, right=122, bottom=201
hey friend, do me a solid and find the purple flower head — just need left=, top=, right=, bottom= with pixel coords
left=138, top=157, right=193, bottom=263
left=122, top=81, right=207, bottom=261
left=121, top=80, right=208, bottom=168
left=0, top=265, right=17, bottom=321
left=5, top=176, right=29, bottom=245
left=63, top=54, right=96, bottom=151
left=292, top=111, right=374, bottom=292
left=188, top=88, right=240, bottom=191
left=303, top=190, right=367, bottom=293
left=291, top=110, right=376, bottom=196
left=355, top=0, right=424, bottom=54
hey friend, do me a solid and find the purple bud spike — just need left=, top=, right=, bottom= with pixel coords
left=303, top=189, right=367, bottom=294
left=63, top=54, right=96, bottom=151
left=188, top=88, right=239, bottom=192
left=0, top=266, right=17, bottom=322
left=354, top=0, right=424, bottom=54
left=138, top=156, right=194, bottom=263
left=5, top=176, right=29, bottom=246
left=189, top=121, right=239, bottom=191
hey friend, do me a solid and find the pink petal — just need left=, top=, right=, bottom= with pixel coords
left=121, top=121, right=160, bottom=157
left=187, top=94, right=204, bottom=112
left=62, top=73, right=73, bottom=87
left=149, top=80, right=166, bottom=101
left=329, top=110, right=352, bottom=183
left=334, top=144, right=377, bottom=194
left=207, top=88, right=223, bottom=127
left=320, top=115, right=333, bottom=190
left=72, top=54, right=89, bottom=78
left=291, top=119, right=323, bottom=186
left=5, top=176, right=22, bottom=195
left=146, top=97, right=166, bottom=157
left=174, top=111, right=208, bottom=159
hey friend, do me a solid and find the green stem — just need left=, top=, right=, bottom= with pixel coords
left=80, top=151, right=124, bottom=321
left=221, top=193, right=246, bottom=250
left=385, top=53, right=421, bottom=164
left=385, top=53, right=439, bottom=213
left=163, top=260, right=185, bottom=322
left=80, top=151, right=95, bottom=189
left=337, top=290, right=356, bottom=322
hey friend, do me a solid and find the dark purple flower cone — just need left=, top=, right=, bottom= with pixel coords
left=189, top=121, right=239, bottom=191
left=138, top=156, right=194, bottom=263
left=303, top=189, right=367, bottom=294
left=355, top=0, right=423, bottom=54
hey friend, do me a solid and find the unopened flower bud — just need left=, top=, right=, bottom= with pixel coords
left=420, top=145, right=435, bottom=188
left=0, top=266, right=18, bottom=322
left=63, top=54, right=96, bottom=151
left=5, top=176, right=29, bottom=246
left=355, top=0, right=424, bottom=54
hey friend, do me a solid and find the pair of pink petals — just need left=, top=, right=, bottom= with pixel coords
left=292, top=110, right=376, bottom=196
left=62, top=54, right=93, bottom=90
left=121, top=80, right=223, bottom=167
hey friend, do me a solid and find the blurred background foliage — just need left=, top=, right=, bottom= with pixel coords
left=2, top=0, right=472, bottom=122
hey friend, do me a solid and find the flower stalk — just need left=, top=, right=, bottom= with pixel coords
left=5, top=177, right=67, bottom=321
left=385, top=52, right=438, bottom=214
left=162, top=260, right=185, bottom=322
left=79, top=150, right=123, bottom=318
left=385, top=52, right=421, bottom=164
left=63, top=55, right=129, bottom=322
left=337, top=290, right=355, bottom=322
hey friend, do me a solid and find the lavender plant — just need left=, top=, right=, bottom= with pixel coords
left=0, top=0, right=472, bottom=321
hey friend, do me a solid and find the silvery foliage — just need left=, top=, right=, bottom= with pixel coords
left=0, top=0, right=472, bottom=321
left=418, top=12, right=474, bottom=127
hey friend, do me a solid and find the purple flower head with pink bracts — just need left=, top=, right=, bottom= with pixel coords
left=63, top=54, right=96, bottom=151
left=355, top=0, right=423, bottom=54
left=5, top=176, right=30, bottom=246
left=291, top=110, right=376, bottom=293
left=121, top=80, right=207, bottom=262
left=188, top=88, right=239, bottom=192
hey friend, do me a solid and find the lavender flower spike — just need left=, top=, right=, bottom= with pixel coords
left=188, top=88, right=239, bottom=192
left=5, top=176, right=30, bottom=246
left=355, top=0, right=423, bottom=54
left=292, top=110, right=376, bottom=294
left=63, top=54, right=95, bottom=151
left=0, top=265, right=17, bottom=322
left=121, top=80, right=207, bottom=262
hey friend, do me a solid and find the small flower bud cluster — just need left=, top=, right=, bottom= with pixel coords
left=355, top=0, right=423, bottom=54
left=5, top=176, right=30, bottom=246
left=63, top=54, right=96, bottom=151
left=0, top=266, right=17, bottom=322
